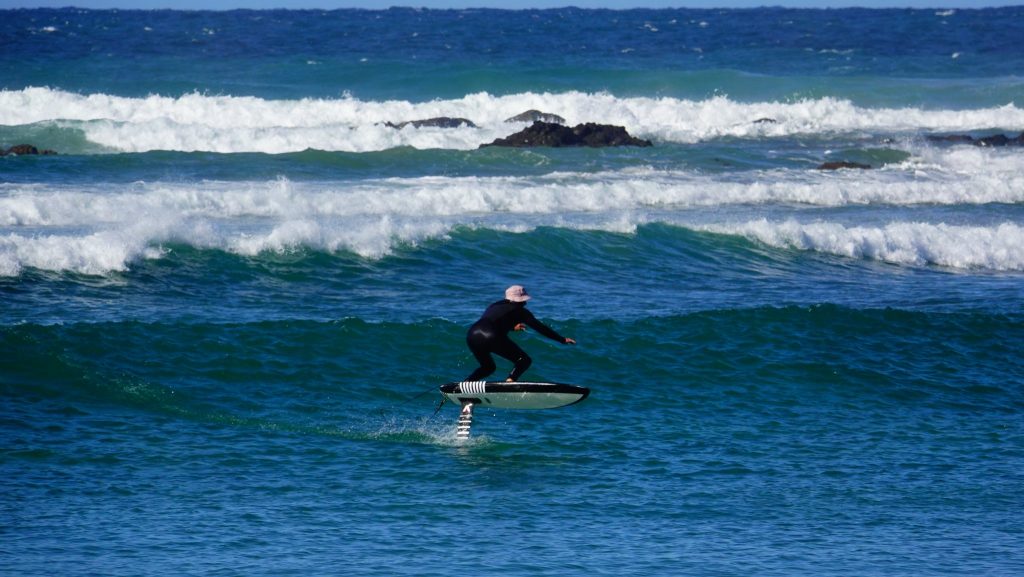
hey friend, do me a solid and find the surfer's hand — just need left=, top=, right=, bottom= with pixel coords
left=513, top=323, right=527, bottom=331
left=564, top=337, right=576, bottom=345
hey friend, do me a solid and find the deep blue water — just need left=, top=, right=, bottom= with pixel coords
left=2, top=7, right=1024, bottom=576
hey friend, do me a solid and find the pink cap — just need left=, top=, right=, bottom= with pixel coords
left=505, top=285, right=531, bottom=302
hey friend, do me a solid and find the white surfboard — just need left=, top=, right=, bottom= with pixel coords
left=439, top=380, right=590, bottom=410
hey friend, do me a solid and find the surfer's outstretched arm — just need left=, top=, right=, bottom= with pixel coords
left=521, top=309, right=574, bottom=345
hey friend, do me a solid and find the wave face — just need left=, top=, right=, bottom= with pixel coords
left=4, top=8, right=1024, bottom=577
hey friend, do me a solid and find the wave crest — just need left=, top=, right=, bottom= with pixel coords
left=705, top=219, right=1024, bottom=271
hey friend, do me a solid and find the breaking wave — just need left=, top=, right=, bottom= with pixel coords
left=702, top=219, right=1024, bottom=271
left=3, top=87, right=1024, bottom=153
left=2, top=168, right=1024, bottom=274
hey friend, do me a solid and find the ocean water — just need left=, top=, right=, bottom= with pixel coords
left=2, top=7, right=1024, bottom=576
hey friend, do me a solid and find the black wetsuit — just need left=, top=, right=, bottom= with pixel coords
left=464, top=299, right=567, bottom=382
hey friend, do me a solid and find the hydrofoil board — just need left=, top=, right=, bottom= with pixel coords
left=439, top=381, right=589, bottom=410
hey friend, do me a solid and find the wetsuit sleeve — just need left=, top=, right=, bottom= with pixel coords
left=521, top=309, right=567, bottom=343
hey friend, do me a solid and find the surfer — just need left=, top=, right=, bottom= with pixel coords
left=464, top=285, right=576, bottom=382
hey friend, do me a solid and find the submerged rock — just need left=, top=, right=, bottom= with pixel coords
left=384, top=117, right=477, bottom=129
left=817, top=161, right=872, bottom=170
left=504, top=110, right=567, bottom=125
left=482, top=121, right=652, bottom=148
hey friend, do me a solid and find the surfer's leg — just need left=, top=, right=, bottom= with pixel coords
left=465, top=332, right=496, bottom=381
left=493, top=338, right=531, bottom=382
left=465, top=357, right=495, bottom=381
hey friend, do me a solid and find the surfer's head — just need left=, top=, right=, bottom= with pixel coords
left=505, top=285, right=531, bottom=303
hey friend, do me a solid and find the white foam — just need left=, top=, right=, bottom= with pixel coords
left=227, top=216, right=453, bottom=259
left=3, top=87, right=1023, bottom=153
left=4, top=160, right=1021, bottom=232
left=3, top=160, right=1024, bottom=275
left=4, top=210, right=1023, bottom=275
left=0, top=213, right=453, bottom=275
left=702, top=219, right=1024, bottom=271
left=0, top=228, right=167, bottom=276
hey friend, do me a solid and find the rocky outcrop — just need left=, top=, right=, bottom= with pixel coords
left=384, top=117, right=477, bottom=129
left=504, top=110, right=566, bottom=125
left=482, top=121, right=652, bottom=148
left=926, top=132, right=1024, bottom=147
left=5, top=144, right=41, bottom=155
left=1, top=144, right=58, bottom=156
left=818, top=161, right=872, bottom=170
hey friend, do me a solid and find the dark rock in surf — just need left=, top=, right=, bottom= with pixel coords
left=1, top=144, right=57, bottom=156
left=926, top=134, right=976, bottom=145
left=975, top=133, right=1024, bottom=147
left=481, top=121, right=652, bottom=148
left=504, top=110, right=567, bottom=125
left=817, top=161, right=872, bottom=170
left=926, top=132, right=1024, bottom=147
left=384, top=117, right=477, bottom=129
left=978, top=134, right=1012, bottom=147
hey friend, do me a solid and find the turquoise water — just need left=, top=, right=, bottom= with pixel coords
left=3, top=7, right=1024, bottom=576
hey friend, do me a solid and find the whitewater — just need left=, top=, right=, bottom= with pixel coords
left=3, top=137, right=1024, bottom=274
left=4, top=88, right=1024, bottom=153
left=4, top=85, right=1024, bottom=275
